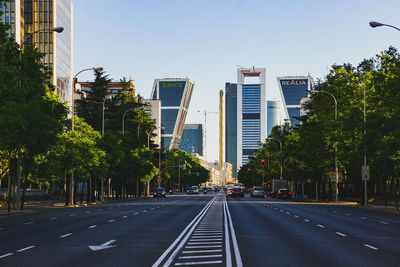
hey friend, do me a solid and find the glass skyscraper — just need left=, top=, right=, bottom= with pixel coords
left=225, top=82, right=237, bottom=177
left=151, top=78, right=195, bottom=150
left=237, top=68, right=267, bottom=167
left=1, top=0, right=73, bottom=104
left=267, top=100, right=280, bottom=136
left=277, top=76, right=313, bottom=126
left=179, top=124, right=203, bottom=156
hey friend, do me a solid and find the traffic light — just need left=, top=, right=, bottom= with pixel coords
left=261, top=159, right=265, bottom=166
left=248, top=168, right=251, bottom=171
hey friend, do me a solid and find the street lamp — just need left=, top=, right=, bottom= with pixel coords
left=310, top=88, right=339, bottom=202
left=16, top=27, right=64, bottom=210
left=369, top=21, right=400, bottom=31
left=267, top=138, right=283, bottom=180
left=122, top=107, right=135, bottom=134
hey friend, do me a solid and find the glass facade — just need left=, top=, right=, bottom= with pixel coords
left=242, top=84, right=260, bottom=165
left=179, top=124, right=203, bottom=156
left=280, top=79, right=308, bottom=105
left=225, top=83, right=237, bottom=177
left=158, top=81, right=186, bottom=107
left=267, top=100, right=280, bottom=136
left=288, top=107, right=301, bottom=126
left=161, top=109, right=179, bottom=135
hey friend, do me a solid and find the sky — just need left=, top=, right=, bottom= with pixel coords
left=73, top=0, right=400, bottom=162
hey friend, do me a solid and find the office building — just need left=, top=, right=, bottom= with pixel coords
left=151, top=78, right=194, bottom=150
left=277, top=76, right=313, bottom=126
left=225, top=82, right=237, bottom=177
left=143, top=99, right=161, bottom=147
left=267, top=100, right=281, bottom=136
left=1, top=0, right=73, bottom=104
left=179, top=124, right=203, bottom=155
left=237, top=68, right=267, bottom=168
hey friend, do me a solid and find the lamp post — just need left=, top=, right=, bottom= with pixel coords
left=369, top=21, right=400, bottom=31
left=311, top=88, right=339, bottom=202
left=122, top=107, right=135, bottom=134
left=16, top=27, right=64, bottom=210
left=267, top=138, right=283, bottom=180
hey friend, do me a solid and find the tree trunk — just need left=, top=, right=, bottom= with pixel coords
left=65, top=173, right=70, bottom=206
left=20, top=175, right=27, bottom=211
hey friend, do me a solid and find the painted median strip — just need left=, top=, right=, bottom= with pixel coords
left=89, top=240, right=117, bottom=251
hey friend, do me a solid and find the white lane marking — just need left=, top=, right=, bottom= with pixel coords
left=98, top=209, right=103, bottom=211
left=317, top=224, right=325, bottom=228
left=346, top=213, right=351, bottom=216
left=224, top=197, right=232, bottom=267
left=225, top=197, right=243, bottom=267
left=333, top=211, right=337, bottom=213
left=49, top=217, right=58, bottom=220
left=24, top=221, right=34, bottom=225
left=304, top=219, right=310, bottom=222
left=193, top=232, right=223, bottom=235
left=294, top=215, right=299, bottom=218
left=122, top=216, right=128, bottom=219
left=380, top=221, right=389, bottom=225
left=89, top=240, right=117, bottom=251
left=363, top=244, right=378, bottom=250
left=108, top=219, right=115, bottom=223
left=286, top=212, right=290, bottom=215
left=179, top=255, right=222, bottom=259
left=189, top=238, right=222, bottom=241
left=280, top=210, right=284, bottom=212
left=85, top=211, right=91, bottom=214
left=152, top=197, right=216, bottom=267
left=186, top=245, right=222, bottom=248
left=69, top=214, right=76, bottom=216
left=336, top=232, right=347, bottom=237
left=182, top=249, right=222, bottom=254
left=157, top=206, right=160, bottom=208
left=108, top=207, right=113, bottom=209
left=16, top=246, right=35, bottom=252
left=150, top=208, right=154, bottom=210
left=60, top=233, right=72, bottom=238
left=0, top=253, right=13, bottom=259
left=187, top=242, right=223, bottom=245
left=89, top=225, right=97, bottom=229
left=323, top=209, right=327, bottom=211
left=143, top=210, right=147, bottom=212
left=134, top=212, right=139, bottom=215
left=360, top=217, right=367, bottom=220
left=175, top=260, right=223, bottom=265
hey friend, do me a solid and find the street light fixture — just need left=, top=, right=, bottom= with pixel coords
left=267, top=137, right=283, bottom=180
left=16, top=27, right=64, bottom=210
left=369, top=21, right=400, bottom=31
left=310, top=88, right=339, bottom=202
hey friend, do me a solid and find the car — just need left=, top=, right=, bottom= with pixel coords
left=153, top=187, right=166, bottom=198
left=251, top=187, right=265, bottom=198
left=187, top=186, right=199, bottom=194
left=226, top=187, right=233, bottom=196
left=231, top=187, right=244, bottom=197
left=277, top=188, right=293, bottom=199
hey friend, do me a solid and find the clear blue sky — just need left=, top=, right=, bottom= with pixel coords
left=73, top=0, right=400, bottom=162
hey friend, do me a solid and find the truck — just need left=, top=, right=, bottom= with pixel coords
left=270, top=179, right=288, bottom=197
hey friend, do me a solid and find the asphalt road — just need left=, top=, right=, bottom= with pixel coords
left=0, top=192, right=399, bottom=267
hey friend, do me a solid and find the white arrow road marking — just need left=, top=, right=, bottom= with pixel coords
left=16, top=246, right=35, bottom=252
left=89, top=240, right=117, bottom=251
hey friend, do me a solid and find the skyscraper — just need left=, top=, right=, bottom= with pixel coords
left=277, top=76, right=313, bottom=126
left=267, top=100, right=281, bottom=136
left=225, top=82, right=237, bottom=177
left=1, top=0, right=73, bottom=104
left=237, top=68, right=267, bottom=167
left=151, top=78, right=194, bottom=150
left=179, top=124, right=203, bottom=155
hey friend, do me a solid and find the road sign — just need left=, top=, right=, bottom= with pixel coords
left=362, top=166, right=369, bottom=181
left=157, top=175, right=161, bottom=179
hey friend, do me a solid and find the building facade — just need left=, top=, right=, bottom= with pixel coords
left=277, top=76, right=313, bottom=127
left=179, top=124, right=203, bottom=156
left=1, top=0, right=73, bottom=105
left=225, top=82, right=237, bottom=177
left=267, top=100, right=281, bottom=136
left=237, top=68, right=267, bottom=168
left=151, top=78, right=194, bottom=150
left=143, top=99, right=161, bottom=147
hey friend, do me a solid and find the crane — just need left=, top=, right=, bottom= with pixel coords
left=198, top=110, right=218, bottom=158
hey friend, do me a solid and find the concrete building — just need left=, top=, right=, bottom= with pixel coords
left=143, top=99, right=161, bottom=147
left=277, top=76, right=314, bottom=127
left=151, top=78, right=195, bottom=150
left=179, top=124, right=204, bottom=156
left=225, top=82, right=237, bottom=177
left=267, top=100, right=281, bottom=136
left=1, top=0, right=73, bottom=105
left=237, top=68, right=267, bottom=168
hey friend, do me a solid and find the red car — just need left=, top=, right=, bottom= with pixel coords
left=231, top=187, right=245, bottom=197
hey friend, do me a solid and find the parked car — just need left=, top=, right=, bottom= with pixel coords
left=187, top=186, right=199, bottom=194
left=251, top=187, right=265, bottom=198
left=277, top=188, right=293, bottom=199
left=231, top=187, right=245, bottom=197
left=153, top=187, right=166, bottom=198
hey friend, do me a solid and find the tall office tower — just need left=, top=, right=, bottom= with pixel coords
left=225, top=82, right=237, bottom=177
left=237, top=68, right=267, bottom=168
left=1, top=0, right=73, bottom=104
left=267, top=100, right=281, bottom=136
left=277, top=76, right=313, bottom=126
left=179, top=124, right=203, bottom=155
left=151, top=78, right=195, bottom=150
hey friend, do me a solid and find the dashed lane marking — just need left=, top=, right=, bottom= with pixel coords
left=363, top=244, right=378, bottom=250
left=336, top=232, right=347, bottom=237
left=304, top=219, right=310, bottom=222
left=346, top=214, right=351, bottom=216
left=294, top=215, right=299, bottom=218
left=89, top=225, right=97, bottom=229
left=108, top=219, right=115, bottom=223
left=317, top=224, right=325, bottom=228
left=16, top=246, right=35, bottom=252
left=69, top=214, right=76, bottom=216
left=49, top=217, right=58, bottom=220
left=0, top=253, right=13, bottom=259
left=379, top=221, right=389, bottom=225
left=134, top=212, right=139, bottom=215
left=24, top=221, right=34, bottom=225
left=85, top=211, right=91, bottom=214
left=122, top=216, right=128, bottom=219
left=360, top=217, right=367, bottom=220
left=60, top=233, right=72, bottom=238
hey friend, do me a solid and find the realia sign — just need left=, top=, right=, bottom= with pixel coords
left=280, top=79, right=308, bottom=86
